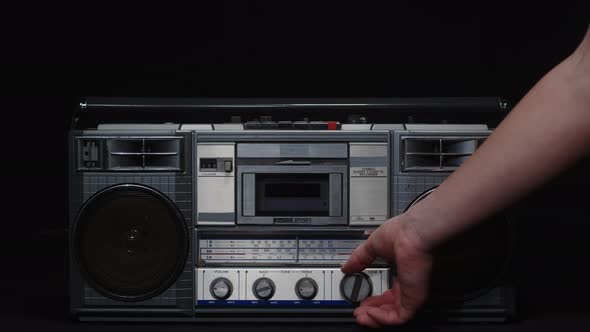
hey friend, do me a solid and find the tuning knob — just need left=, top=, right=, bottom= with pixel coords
left=210, top=277, right=233, bottom=300
left=295, top=277, right=318, bottom=300
left=253, top=277, right=276, bottom=300
left=340, top=272, right=373, bottom=304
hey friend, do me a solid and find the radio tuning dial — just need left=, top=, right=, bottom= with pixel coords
left=253, top=277, right=276, bottom=300
left=210, top=277, right=233, bottom=300
left=295, top=277, right=318, bottom=300
left=340, top=272, right=373, bottom=304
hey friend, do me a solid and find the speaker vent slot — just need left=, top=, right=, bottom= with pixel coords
left=402, top=136, right=485, bottom=172
left=107, top=137, right=183, bottom=171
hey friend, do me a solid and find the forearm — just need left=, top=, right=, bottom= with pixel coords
left=406, top=28, right=590, bottom=250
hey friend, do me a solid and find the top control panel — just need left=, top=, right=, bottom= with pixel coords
left=245, top=119, right=342, bottom=130
left=223, top=115, right=346, bottom=130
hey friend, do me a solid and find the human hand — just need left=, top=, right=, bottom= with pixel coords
left=341, top=214, right=433, bottom=327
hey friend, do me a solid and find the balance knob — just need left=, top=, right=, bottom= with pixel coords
left=210, top=277, right=233, bottom=300
left=340, top=272, right=373, bottom=304
left=295, top=277, right=318, bottom=300
left=253, top=277, right=276, bottom=300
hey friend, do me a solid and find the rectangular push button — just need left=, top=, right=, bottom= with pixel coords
left=224, top=160, right=233, bottom=173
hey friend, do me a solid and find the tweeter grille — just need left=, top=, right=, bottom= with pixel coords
left=405, top=187, right=512, bottom=304
left=73, top=184, right=189, bottom=302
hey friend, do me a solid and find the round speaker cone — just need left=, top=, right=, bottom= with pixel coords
left=73, top=184, right=189, bottom=302
left=405, top=188, right=512, bottom=304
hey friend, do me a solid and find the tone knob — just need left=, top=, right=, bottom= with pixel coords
left=253, top=277, right=275, bottom=300
left=340, top=272, right=373, bottom=304
left=295, top=277, right=318, bottom=300
left=210, top=277, right=233, bottom=300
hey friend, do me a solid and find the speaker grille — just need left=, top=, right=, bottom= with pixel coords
left=73, top=184, right=189, bottom=302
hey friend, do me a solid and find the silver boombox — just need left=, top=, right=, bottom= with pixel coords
left=69, top=98, right=515, bottom=322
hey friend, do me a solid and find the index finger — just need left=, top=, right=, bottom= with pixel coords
left=341, top=240, right=377, bottom=273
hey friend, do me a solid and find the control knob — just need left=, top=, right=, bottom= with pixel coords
left=295, top=277, right=318, bottom=300
left=210, top=277, right=233, bottom=300
left=340, top=272, right=373, bottom=304
left=253, top=277, right=275, bottom=300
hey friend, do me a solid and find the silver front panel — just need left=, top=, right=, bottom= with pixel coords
left=196, top=143, right=236, bottom=225
left=349, top=143, right=389, bottom=225
left=196, top=267, right=389, bottom=305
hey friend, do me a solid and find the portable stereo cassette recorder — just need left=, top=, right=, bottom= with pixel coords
left=69, top=98, right=515, bottom=322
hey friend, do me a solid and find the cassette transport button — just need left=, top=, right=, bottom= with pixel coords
left=224, top=160, right=233, bottom=173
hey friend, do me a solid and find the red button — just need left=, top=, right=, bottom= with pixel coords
left=327, top=121, right=338, bottom=130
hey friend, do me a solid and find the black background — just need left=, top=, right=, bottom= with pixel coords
left=5, top=1, right=590, bottom=330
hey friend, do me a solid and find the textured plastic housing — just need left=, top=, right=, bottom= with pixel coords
left=69, top=130, right=194, bottom=316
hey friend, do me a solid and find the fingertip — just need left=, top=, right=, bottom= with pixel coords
left=354, top=305, right=369, bottom=318
left=340, top=266, right=357, bottom=274
left=341, top=243, right=373, bottom=273
left=359, top=295, right=387, bottom=307
left=366, top=306, right=405, bottom=326
left=340, top=257, right=361, bottom=273
left=353, top=307, right=360, bottom=317
left=340, top=261, right=353, bottom=273
left=356, top=313, right=381, bottom=328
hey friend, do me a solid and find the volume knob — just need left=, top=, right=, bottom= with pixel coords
left=253, top=277, right=276, bottom=300
left=210, top=277, right=233, bottom=300
left=340, top=272, right=373, bottom=304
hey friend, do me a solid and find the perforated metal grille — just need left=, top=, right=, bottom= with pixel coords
left=393, top=175, right=447, bottom=215
left=73, top=184, right=189, bottom=302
